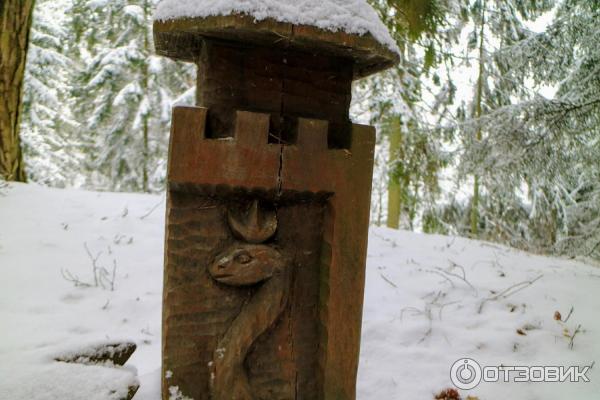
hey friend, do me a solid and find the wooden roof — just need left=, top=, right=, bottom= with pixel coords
left=154, top=14, right=399, bottom=79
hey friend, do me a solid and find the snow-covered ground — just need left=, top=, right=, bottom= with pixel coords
left=1, top=183, right=599, bottom=399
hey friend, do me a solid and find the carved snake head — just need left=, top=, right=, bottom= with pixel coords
left=209, top=243, right=285, bottom=287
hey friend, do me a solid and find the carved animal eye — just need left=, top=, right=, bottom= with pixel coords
left=235, top=252, right=252, bottom=265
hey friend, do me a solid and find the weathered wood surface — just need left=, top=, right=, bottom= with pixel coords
left=163, top=191, right=327, bottom=400
left=163, top=107, right=375, bottom=400
left=227, top=201, right=278, bottom=244
left=163, top=195, right=326, bottom=399
left=209, top=242, right=289, bottom=399
left=196, top=40, right=352, bottom=139
left=206, top=201, right=288, bottom=400
left=158, top=10, right=387, bottom=398
left=154, top=14, right=399, bottom=79
left=0, top=0, right=35, bottom=182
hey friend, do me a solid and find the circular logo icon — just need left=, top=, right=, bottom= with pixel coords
left=450, top=358, right=482, bottom=390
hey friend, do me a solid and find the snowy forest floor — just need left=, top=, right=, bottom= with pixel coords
left=1, top=183, right=599, bottom=399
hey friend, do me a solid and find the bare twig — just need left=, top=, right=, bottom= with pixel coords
left=441, top=268, right=478, bottom=295
left=400, top=306, right=425, bottom=320
left=446, top=261, right=479, bottom=296
left=448, top=261, right=467, bottom=279
left=107, top=259, right=117, bottom=291
left=587, top=241, right=600, bottom=257
left=380, top=273, right=398, bottom=288
left=426, top=270, right=456, bottom=288
left=478, top=275, right=543, bottom=314
left=438, top=301, right=460, bottom=320
left=61, top=268, right=92, bottom=287
left=480, top=242, right=505, bottom=251
left=431, top=264, right=478, bottom=295
left=569, top=325, right=582, bottom=350
left=401, top=290, right=455, bottom=344
left=418, top=326, right=433, bottom=344
left=62, top=243, right=118, bottom=291
left=562, top=306, right=575, bottom=323
left=139, top=199, right=164, bottom=220
left=96, top=257, right=117, bottom=291
left=84, top=242, right=102, bottom=287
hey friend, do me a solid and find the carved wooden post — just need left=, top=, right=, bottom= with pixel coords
left=154, top=10, right=398, bottom=400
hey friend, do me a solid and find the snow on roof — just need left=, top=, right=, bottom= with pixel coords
left=154, top=0, right=400, bottom=55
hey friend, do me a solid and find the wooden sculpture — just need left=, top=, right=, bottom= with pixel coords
left=154, top=7, right=399, bottom=400
left=209, top=201, right=290, bottom=400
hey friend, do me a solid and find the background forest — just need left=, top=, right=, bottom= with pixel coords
left=6, top=0, right=600, bottom=261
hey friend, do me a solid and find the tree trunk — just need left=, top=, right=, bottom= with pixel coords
left=142, top=2, right=150, bottom=192
left=387, top=117, right=402, bottom=229
left=471, top=1, right=486, bottom=237
left=0, top=0, right=35, bottom=182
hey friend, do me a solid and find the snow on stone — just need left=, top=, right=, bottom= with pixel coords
left=154, top=0, right=400, bottom=54
left=1, top=356, right=137, bottom=400
left=1, top=183, right=600, bottom=399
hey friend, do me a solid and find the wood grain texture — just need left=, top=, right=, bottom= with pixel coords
left=159, top=13, right=385, bottom=397
left=209, top=243, right=290, bottom=400
left=195, top=40, right=352, bottom=139
left=163, top=107, right=375, bottom=400
left=0, top=0, right=35, bottom=182
left=163, top=190, right=327, bottom=400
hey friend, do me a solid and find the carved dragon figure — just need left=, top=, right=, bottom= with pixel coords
left=208, top=200, right=289, bottom=400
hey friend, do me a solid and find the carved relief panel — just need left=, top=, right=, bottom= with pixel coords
left=162, top=107, right=375, bottom=400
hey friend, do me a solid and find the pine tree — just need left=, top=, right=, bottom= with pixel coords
left=71, top=0, right=194, bottom=193
left=448, top=0, right=554, bottom=238
left=364, top=0, right=452, bottom=229
left=21, top=0, right=82, bottom=187
left=472, top=0, right=600, bottom=258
